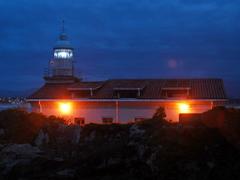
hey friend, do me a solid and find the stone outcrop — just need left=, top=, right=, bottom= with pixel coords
left=0, top=109, right=240, bottom=179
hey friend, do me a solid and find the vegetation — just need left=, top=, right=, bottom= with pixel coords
left=0, top=109, right=65, bottom=144
left=152, top=107, right=166, bottom=120
left=0, top=107, right=240, bottom=179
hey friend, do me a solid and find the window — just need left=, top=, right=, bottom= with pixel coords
left=72, top=90, right=92, bottom=98
left=74, top=117, right=85, bottom=126
left=134, top=117, right=146, bottom=122
left=161, top=88, right=190, bottom=98
left=102, top=117, right=113, bottom=124
left=69, top=87, right=100, bottom=98
left=114, top=89, right=142, bottom=98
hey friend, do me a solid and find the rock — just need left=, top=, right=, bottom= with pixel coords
left=107, top=157, right=121, bottom=166
left=128, top=125, right=145, bottom=146
left=56, top=169, right=75, bottom=177
left=1, top=144, right=41, bottom=157
left=34, top=129, right=49, bottom=146
left=53, top=157, right=64, bottom=162
left=0, top=129, right=5, bottom=136
left=137, top=144, right=146, bottom=160
left=57, top=123, right=68, bottom=133
left=146, top=150, right=159, bottom=172
left=207, top=161, right=215, bottom=169
left=0, top=144, right=3, bottom=149
left=0, top=144, right=42, bottom=174
left=85, top=131, right=96, bottom=142
left=129, top=124, right=145, bottom=138
left=184, top=162, right=199, bottom=171
left=71, top=125, right=81, bottom=144
left=97, top=158, right=121, bottom=169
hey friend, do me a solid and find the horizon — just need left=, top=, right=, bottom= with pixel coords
left=0, top=0, right=240, bottom=98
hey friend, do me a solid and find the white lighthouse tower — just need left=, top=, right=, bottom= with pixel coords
left=44, top=21, right=80, bottom=83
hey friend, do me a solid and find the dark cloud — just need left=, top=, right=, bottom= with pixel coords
left=0, top=0, right=239, bottom=97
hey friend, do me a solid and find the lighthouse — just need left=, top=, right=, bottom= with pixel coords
left=44, top=21, right=80, bottom=83
left=28, top=23, right=227, bottom=124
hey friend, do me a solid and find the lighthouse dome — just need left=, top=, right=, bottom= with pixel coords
left=54, top=32, right=73, bottom=49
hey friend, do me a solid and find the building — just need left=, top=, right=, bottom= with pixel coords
left=27, top=26, right=228, bottom=124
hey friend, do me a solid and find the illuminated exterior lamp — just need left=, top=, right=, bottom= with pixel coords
left=178, top=102, right=190, bottom=114
left=58, top=102, right=72, bottom=115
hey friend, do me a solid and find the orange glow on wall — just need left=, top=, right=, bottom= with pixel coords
left=58, top=102, right=72, bottom=115
left=178, top=103, right=190, bottom=114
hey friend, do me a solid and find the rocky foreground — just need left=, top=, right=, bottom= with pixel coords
left=0, top=108, right=240, bottom=180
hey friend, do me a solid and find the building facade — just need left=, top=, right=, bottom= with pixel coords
left=27, top=27, right=228, bottom=124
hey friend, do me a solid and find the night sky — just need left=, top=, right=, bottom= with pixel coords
left=0, top=0, right=239, bottom=97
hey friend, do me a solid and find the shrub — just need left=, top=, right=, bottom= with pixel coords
left=152, top=107, right=166, bottom=121
left=0, top=109, right=64, bottom=144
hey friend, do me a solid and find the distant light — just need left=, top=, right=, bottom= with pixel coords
left=59, top=102, right=72, bottom=115
left=178, top=103, right=190, bottom=113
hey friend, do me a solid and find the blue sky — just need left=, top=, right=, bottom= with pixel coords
left=0, top=0, right=239, bottom=97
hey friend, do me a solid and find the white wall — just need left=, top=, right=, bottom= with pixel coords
left=31, top=101, right=213, bottom=123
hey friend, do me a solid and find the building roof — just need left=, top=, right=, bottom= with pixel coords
left=69, top=82, right=104, bottom=90
left=29, top=84, right=71, bottom=99
left=28, top=79, right=227, bottom=100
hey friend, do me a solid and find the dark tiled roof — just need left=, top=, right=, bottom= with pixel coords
left=69, top=82, right=104, bottom=90
left=28, top=79, right=227, bottom=100
left=28, top=84, right=72, bottom=99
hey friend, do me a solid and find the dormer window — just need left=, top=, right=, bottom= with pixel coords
left=68, top=84, right=103, bottom=98
left=114, top=88, right=142, bottom=98
left=161, top=87, right=191, bottom=99
left=71, top=90, right=92, bottom=98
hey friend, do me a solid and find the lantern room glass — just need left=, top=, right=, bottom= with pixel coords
left=54, top=49, right=73, bottom=59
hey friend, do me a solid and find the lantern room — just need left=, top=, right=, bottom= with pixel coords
left=49, top=21, right=74, bottom=77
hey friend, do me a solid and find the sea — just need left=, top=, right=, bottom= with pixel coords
left=0, top=104, right=19, bottom=111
